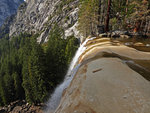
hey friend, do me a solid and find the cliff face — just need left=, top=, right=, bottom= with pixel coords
left=9, top=0, right=80, bottom=43
left=0, top=0, right=23, bottom=26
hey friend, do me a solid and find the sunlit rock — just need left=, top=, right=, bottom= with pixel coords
left=53, top=37, right=150, bottom=113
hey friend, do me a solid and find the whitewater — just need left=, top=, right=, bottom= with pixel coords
left=45, top=37, right=96, bottom=113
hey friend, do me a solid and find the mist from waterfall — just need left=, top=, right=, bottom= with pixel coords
left=45, top=37, right=96, bottom=113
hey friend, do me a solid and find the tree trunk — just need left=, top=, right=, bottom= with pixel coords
left=97, top=0, right=102, bottom=34
left=105, top=0, right=111, bottom=32
left=98, top=0, right=101, bottom=24
left=133, top=20, right=141, bottom=33
left=148, top=0, right=150, bottom=9
left=126, top=0, right=128, bottom=13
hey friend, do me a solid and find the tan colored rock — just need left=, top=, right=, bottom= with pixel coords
left=54, top=38, right=150, bottom=113
left=120, top=35, right=130, bottom=39
left=99, top=33, right=107, bottom=38
left=79, top=45, right=150, bottom=63
left=134, top=42, right=145, bottom=46
left=55, top=58, right=150, bottom=113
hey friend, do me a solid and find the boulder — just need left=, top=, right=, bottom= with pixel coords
left=0, top=108, right=6, bottom=113
left=99, top=33, right=108, bottom=38
left=0, top=100, right=44, bottom=113
left=111, top=30, right=129, bottom=35
left=134, top=42, right=145, bottom=46
left=120, top=35, right=130, bottom=39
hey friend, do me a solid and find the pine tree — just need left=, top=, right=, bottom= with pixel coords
left=148, top=0, right=150, bottom=9
left=46, top=25, right=67, bottom=86
left=0, top=78, right=7, bottom=105
left=28, top=38, right=48, bottom=103
left=22, top=59, right=34, bottom=103
left=65, top=36, right=79, bottom=65
left=3, top=73, right=15, bottom=103
left=105, top=0, right=112, bottom=32
left=78, top=0, right=99, bottom=37
left=12, top=72, right=24, bottom=100
left=22, top=37, right=34, bottom=103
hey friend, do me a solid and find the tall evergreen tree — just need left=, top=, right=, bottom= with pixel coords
left=0, top=78, right=7, bottom=105
left=105, top=0, right=112, bottom=32
left=78, top=0, right=99, bottom=37
left=3, top=73, right=15, bottom=103
left=12, top=72, right=24, bottom=100
left=28, top=38, right=48, bottom=103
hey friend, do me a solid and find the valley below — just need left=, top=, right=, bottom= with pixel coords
left=0, top=0, right=149, bottom=112
left=1, top=37, right=150, bottom=113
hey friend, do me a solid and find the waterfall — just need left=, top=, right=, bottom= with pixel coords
left=66, top=37, right=96, bottom=76
left=45, top=37, right=96, bottom=113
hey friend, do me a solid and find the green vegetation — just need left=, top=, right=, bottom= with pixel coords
left=78, top=0, right=99, bottom=37
left=78, top=0, right=150, bottom=36
left=0, top=26, right=79, bottom=106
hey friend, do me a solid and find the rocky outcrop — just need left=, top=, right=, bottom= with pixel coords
left=9, top=0, right=80, bottom=42
left=0, top=100, right=45, bottom=113
left=55, top=38, right=150, bottom=113
left=99, top=31, right=131, bottom=39
left=0, top=0, right=23, bottom=26
left=0, top=14, right=15, bottom=38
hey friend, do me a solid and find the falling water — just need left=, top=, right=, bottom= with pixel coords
left=45, top=37, right=96, bottom=113
left=66, top=37, right=96, bottom=76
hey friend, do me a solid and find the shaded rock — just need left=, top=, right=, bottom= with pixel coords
left=120, top=35, right=130, bottom=39
left=99, top=30, right=130, bottom=39
left=111, top=30, right=129, bottom=35
left=97, top=25, right=105, bottom=34
left=124, top=42, right=133, bottom=46
left=0, top=108, right=6, bottom=113
left=111, top=30, right=129, bottom=38
left=99, top=33, right=107, bottom=37
left=146, top=44, right=150, bottom=47
left=0, top=0, right=24, bottom=26
left=0, top=100, right=45, bottom=113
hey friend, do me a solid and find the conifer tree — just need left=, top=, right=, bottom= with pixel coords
left=12, top=72, right=24, bottom=99
left=65, top=36, right=78, bottom=65
left=28, top=38, right=48, bottom=103
left=3, top=73, right=15, bottom=103
left=0, top=78, right=7, bottom=105
left=78, top=0, right=99, bottom=37
left=105, top=0, right=112, bottom=32
left=46, top=25, right=67, bottom=86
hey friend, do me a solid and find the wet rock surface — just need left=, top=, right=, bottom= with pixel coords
left=55, top=37, right=150, bottom=113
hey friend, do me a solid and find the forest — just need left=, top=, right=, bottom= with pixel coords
left=78, top=0, right=150, bottom=37
left=0, top=25, right=78, bottom=106
left=0, top=0, right=149, bottom=107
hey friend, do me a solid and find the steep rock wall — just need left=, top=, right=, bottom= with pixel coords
left=9, top=0, right=80, bottom=42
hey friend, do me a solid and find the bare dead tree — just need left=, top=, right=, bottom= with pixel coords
left=148, top=0, right=150, bottom=9
left=126, top=0, right=129, bottom=13
left=98, top=0, right=101, bottom=24
left=105, top=0, right=111, bottom=32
